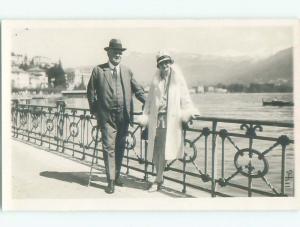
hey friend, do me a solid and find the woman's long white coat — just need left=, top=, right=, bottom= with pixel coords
left=140, top=65, right=199, bottom=161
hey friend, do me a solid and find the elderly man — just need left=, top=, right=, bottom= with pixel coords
left=87, top=39, right=145, bottom=194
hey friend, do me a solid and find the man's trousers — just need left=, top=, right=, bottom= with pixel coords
left=100, top=110, right=129, bottom=181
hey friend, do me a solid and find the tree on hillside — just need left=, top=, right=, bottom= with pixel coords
left=227, top=83, right=246, bottom=93
left=46, top=60, right=66, bottom=90
left=73, top=75, right=86, bottom=90
left=66, top=70, right=75, bottom=85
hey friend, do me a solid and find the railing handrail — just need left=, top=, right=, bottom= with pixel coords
left=190, top=116, right=293, bottom=127
left=14, top=102, right=294, bottom=127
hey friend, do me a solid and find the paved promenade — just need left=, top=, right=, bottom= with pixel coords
left=11, top=139, right=210, bottom=199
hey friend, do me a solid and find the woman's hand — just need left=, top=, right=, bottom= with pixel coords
left=135, top=115, right=148, bottom=127
left=189, top=114, right=198, bottom=121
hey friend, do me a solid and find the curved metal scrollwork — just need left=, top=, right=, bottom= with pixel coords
left=57, top=119, right=64, bottom=136
left=180, top=139, right=197, bottom=163
left=240, top=123, right=263, bottom=138
left=219, top=129, right=228, bottom=139
left=69, top=122, right=79, bottom=137
left=277, top=135, right=291, bottom=146
left=46, top=119, right=54, bottom=132
left=125, top=131, right=136, bottom=150
left=91, top=126, right=101, bottom=142
left=20, top=112, right=28, bottom=126
left=32, top=115, right=40, bottom=129
left=12, top=111, right=18, bottom=126
left=202, top=127, right=211, bottom=137
left=234, top=148, right=269, bottom=178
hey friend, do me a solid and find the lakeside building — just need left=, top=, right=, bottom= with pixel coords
left=195, top=85, right=205, bottom=93
left=27, top=67, right=48, bottom=89
left=11, top=53, right=24, bottom=66
left=189, top=88, right=196, bottom=94
left=207, top=86, right=215, bottom=93
left=67, top=68, right=92, bottom=90
left=206, top=86, right=228, bottom=93
left=11, top=52, right=60, bottom=90
left=11, top=66, right=30, bottom=89
left=215, top=88, right=228, bottom=93
left=11, top=67, right=48, bottom=89
left=31, top=56, right=54, bottom=69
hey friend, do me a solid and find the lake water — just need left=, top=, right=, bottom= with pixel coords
left=32, top=92, right=293, bottom=122
left=192, top=92, right=293, bottom=122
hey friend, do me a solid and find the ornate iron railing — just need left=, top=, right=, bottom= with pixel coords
left=11, top=100, right=294, bottom=197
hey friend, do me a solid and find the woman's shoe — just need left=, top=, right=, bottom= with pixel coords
left=148, top=182, right=163, bottom=192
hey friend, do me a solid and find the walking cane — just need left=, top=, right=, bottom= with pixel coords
left=88, top=126, right=99, bottom=187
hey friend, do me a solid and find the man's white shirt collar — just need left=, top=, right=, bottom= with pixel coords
left=108, top=61, right=120, bottom=75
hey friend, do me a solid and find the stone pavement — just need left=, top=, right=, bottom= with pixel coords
left=11, top=139, right=210, bottom=199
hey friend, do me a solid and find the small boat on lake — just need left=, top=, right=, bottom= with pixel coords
left=262, top=99, right=294, bottom=107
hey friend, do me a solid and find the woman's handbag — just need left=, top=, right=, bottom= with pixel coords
left=141, top=127, right=148, bottom=140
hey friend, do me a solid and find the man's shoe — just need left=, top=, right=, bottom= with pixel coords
left=157, top=182, right=163, bottom=191
left=115, top=178, right=124, bottom=187
left=105, top=180, right=115, bottom=194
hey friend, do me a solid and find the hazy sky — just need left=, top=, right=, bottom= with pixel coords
left=10, top=22, right=294, bottom=68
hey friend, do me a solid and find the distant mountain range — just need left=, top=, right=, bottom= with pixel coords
left=71, top=47, right=293, bottom=87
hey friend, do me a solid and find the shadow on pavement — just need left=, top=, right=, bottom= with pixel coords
left=158, top=185, right=195, bottom=198
left=40, top=171, right=106, bottom=187
left=40, top=170, right=149, bottom=191
left=120, top=174, right=149, bottom=190
left=40, top=170, right=190, bottom=197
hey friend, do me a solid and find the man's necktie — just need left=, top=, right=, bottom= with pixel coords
left=113, top=67, right=117, bottom=80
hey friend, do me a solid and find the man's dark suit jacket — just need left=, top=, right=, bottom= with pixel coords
left=87, top=63, right=145, bottom=128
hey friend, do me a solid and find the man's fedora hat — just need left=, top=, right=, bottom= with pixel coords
left=104, top=39, right=127, bottom=51
left=156, top=50, right=174, bottom=67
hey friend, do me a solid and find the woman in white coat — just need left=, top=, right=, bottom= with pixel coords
left=138, top=51, right=199, bottom=192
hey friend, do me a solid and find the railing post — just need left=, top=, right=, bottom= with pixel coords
left=27, top=106, right=30, bottom=141
left=211, top=121, right=217, bottom=197
left=81, top=111, right=86, bottom=160
left=182, top=154, right=187, bottom=194
left=281, top=146, right=286, bottom=195
left=202, top=127, right=211, bottom=179
left=219, top=129, right=228, bottom=180
left=48, top=109, right=51, bottom=150
left=56, top=100, right=66, bottom=152
left=40, top=108, right=44, bottom=146
left=247, top=124, right=255, bottom=197
left=88, top=127, right=100, bottom=186
left=12, top=100, right=19, bottom=137
left=248, top=154, right=253, bottom=196
left=126, top=141, right=130, bottom=174
left=144, top=141, right=148, bottom=182
left=71, top=110, right=76, bottom=157
left=247, top=161, right=253, bottom=197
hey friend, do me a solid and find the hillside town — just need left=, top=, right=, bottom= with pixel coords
left=11, top=52, right=292, bottom=99
left=11, top=52, right=91, bottom=98
left=11, top=52, right=226, bottom=97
